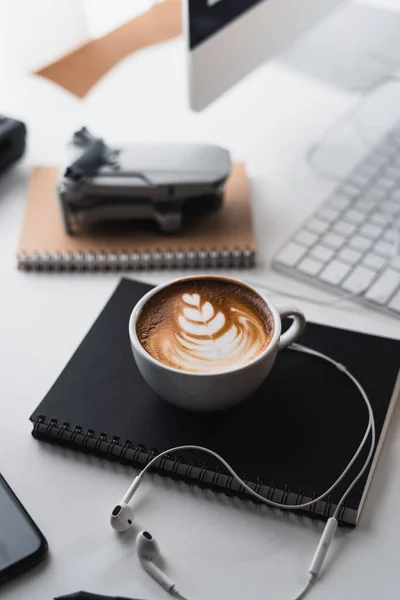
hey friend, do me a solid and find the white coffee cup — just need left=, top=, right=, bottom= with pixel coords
left=129, top=276, right=306, bottom=412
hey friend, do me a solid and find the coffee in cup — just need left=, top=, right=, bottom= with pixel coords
left=136, top=278, right=274, bottom=374
left=130, top=276, right=306, bottom=411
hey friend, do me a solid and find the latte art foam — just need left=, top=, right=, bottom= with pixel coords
left=137, top=279, right=274, bottom=373
left=169, top=293, right=267, bottom=371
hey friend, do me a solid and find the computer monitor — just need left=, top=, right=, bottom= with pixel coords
left=185, top=0, right=345, bottom=111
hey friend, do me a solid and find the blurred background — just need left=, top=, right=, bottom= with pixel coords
left=0, top=0, right=162, bottom=77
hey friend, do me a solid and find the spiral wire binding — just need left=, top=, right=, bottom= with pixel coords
left=31, top=415, right=355, bottom=524
left=18, top=247, right=255, bottom=271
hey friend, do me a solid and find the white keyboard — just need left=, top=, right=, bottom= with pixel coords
left=273, top=123, right=400, bottom=318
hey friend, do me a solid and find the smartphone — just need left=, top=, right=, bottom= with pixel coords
left=0, top=473, right=48, bottom=583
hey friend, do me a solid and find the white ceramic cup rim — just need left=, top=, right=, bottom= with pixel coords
left=129, top=275, right=283, bottom=378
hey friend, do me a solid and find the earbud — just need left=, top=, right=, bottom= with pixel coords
left=110, top=475, right=143, bottom=532
left=110, top=503, right=134, bottom=532
left=136, top=531, right=177, bottom=595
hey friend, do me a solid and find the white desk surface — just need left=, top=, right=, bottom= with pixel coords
left=1, top=27, right=400, bottom=600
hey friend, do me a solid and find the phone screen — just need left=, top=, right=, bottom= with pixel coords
left=0, top=476, right=45, bottom=579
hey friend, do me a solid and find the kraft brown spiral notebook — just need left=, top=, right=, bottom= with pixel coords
left=17, top=163, right=255, bottom=271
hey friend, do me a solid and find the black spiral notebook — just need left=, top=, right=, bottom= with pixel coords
left=30, top=278, right=400, bottom=525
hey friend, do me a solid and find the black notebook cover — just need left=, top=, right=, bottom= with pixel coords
left=30, top=278, right=400, bottom=525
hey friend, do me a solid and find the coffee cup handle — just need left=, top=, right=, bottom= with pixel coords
left=277, top=308, right=306, bottom=351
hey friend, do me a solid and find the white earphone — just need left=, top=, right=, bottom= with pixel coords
left=136, top=531, right=179, bottom=596
left=110, top=343, right=375, bottom=600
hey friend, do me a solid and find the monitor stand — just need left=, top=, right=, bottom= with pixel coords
left=306, top=78, right=400, bottom=182
left=282, top=3, right=400, bottom=94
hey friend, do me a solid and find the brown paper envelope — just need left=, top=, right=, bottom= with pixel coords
left=35, top=0, right=182, bottom=98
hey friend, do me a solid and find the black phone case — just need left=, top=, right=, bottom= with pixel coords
left=0, top=474, right=48, bottom=584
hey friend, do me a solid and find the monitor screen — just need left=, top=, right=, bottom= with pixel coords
left=188, top=0, right=265, bottom=49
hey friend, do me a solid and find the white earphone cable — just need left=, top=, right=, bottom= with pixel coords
left=293, top=580, right=314, bottom=600
left=135, top=346, right=374, bottom=516
left=291, top=344, right=376, bottom=520
left=122, top=345, right=375, bottom=600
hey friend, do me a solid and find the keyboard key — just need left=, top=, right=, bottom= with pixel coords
left=333, top=221, right=357, bottom=236
left=389, top=290, right=400, bottom=314
left=391, top=190, right=400, bottom=203
left=365, top=270, right=400, bottom=305
left=295, top=230, right=319, bottom=247
left=386, top=131, right=400, bottom=144
left=369, top=212, right=389, bottom=227
left=383, top=228, right=397, bottom=243
left=379, top=143, right=396, bottom=156
left=309, top=245, right=335, bottom=262
left=375, top=177, right=394, bottom=190
left=381, top=200, right=400, bottom=216
left=391, top=256, right=400, bottom=272
left=338, top=247, right=362, bottom=265
left=348, top=235, right=373, bottom=252
left=384, top=166, right=400, bottom=180
left=364, top=156, right=386, bottom=170
left=362, top=253, right=387, bottom=271
left=321, top=232, right=345, bottom=250
left=337, top=184, right=360, bottom=198
left=306, top=218, right=330, bottom=235
left=388, top=137, right=400, bottom=150
left=374, top=240, right=394, bottom=258
left=316, top=207, right=340, bottom=223
left=348, top=173, right=371, bottom=188
left=341, top=266, right=377, bottom=294
left=382, top=166, right=399, bottom=180
left=346, top=210, right=365, bottom=225
left=366, top=159, right=387, bottom=178
left=297, top=257, right=324, bottom=276
left=375, top=141, right=394, bottom=157
left=354, top=164, right=377, bottom=180
left=275, top=243, right=307, bottom=267
left=353, top=198, right=375, bottom=213
left=319, top=261, right=351, bottom=285
left=327, top=195, right=352, bottom=211
left=359, top=223, right=382, bottom=240
left=373, top=138, right=394, bottom=158
left=364, top=189, right=386, bottom=202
